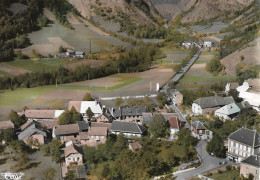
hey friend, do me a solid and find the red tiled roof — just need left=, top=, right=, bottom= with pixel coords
left=25, top=110, right=56, bottom=119
left=0, top=120, right=14, bottom=129
left=68, top=101, right=81, bottom=112
left=168, top=116, right=181, bottom=129
left=88, top=127, right=107, bottom=136
left=56, top=124, right=80, bottom=135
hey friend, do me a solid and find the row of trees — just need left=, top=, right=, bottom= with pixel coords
left=0, top=45, right=160, bottom=90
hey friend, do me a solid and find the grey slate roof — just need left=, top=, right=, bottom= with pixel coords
left=113, top=106, right=146, bottom=118
left=18, top=123, right=47, bottom=140
left=191, top=119, right=207, bottom=130
left=77, top=121, right=89, bottom=131
left=142, top=113, right=180, bottom=125
left=241, top=155, right=260, bottom=167
left=229, top=128, right=260, bottom=147
left=142, top=113, right=153, bottom=125
left=193, top=96, right=235, bottom=109
left=111, top=121, right=146, bottom=134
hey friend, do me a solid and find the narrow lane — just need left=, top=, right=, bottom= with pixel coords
left=161, top=48, right=201, bottom=93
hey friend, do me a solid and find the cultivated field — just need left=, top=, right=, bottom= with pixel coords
left=177, top=52, right=236, bottom=90
left=0, top=65, right=174, bottom=118
left=20, top=9, right=131, bottom=56
left=190, top=22, right=228, bottom=34
left=0, top=63, right=30, bottom=76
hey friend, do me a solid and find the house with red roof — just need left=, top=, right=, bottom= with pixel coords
left=168, top=116, right=183, bottom=139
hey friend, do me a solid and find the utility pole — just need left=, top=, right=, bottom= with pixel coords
left=89, top=39, right=92, bottom=54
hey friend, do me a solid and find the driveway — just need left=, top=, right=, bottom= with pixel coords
left=174, top=140, right=237, bottom=180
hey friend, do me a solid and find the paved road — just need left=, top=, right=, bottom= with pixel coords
left=161, top=48, right=201, bottom=93
left=174, top=140, right=237, bottom=180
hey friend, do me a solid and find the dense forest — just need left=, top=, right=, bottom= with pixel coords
left=84, top=131, right=198, bottom=179
left=0, top=45, right=161, bottom=90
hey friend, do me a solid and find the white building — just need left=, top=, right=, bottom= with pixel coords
left=214, top=103, right=240, bottom=121
left=236, top=79, right=260, bottom=112
left=68, top=101, right=103, bottom=120
left=192, top=96, right=235, bottom=115
left=110, top=121, right=146, bottom=138
left=203, top=41, right=213, bottom=48
left=227, top=128, right=260, bottom=162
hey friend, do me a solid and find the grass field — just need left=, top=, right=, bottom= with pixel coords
left=5, top=59, right=71, bottom=72
left=0, top=70, right=13, bottom=77
left=0, top=74, right=142, bottom=105
left=153, top=59, right=182, bottom=64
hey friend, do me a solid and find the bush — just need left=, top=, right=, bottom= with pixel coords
left=226, top=165, right=232, bottom=171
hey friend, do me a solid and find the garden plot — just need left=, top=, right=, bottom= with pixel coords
left=190, top=22, right=229, bottom=34
left=155, top=50, right=190, bottom=64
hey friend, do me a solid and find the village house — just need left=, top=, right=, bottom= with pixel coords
left=68, top=100, right=103, bottom=120
left=214, top=103, right=241, bottom=121
left=203, top=41, right=213, bottom=48
left=142, top=112, right=181, bottom=125
left=111, top=121, right=146, bottom=138
left=18, top=122, right=50, bottom=148
left=85, top=127, right=108, bottom=146
left=227, top=128, right=260, bottom=162
left=110, top=105, right=146, bottom=124
left=191, top=119, right=212, bottom=140
left=168, top=116, right=183, bottom=140
left=64, top=144, right=83, bottom=166
left=0, top=120, right=14, bottom=130
left=21, top=109, right=64, bottom=121
left=75, top=51, right=85, bottom=59
left=66, top=49, right=75, bottom=57
left=96, top=113, right=113, bottom=123
left=192, top=96, right=235, bottom=115
left=55, top=121, right=89, bottom=143
left=236, top=79, right=260, bottom=112
left=129, top=141, right=142, bottom=151
left=168, top=89, right=183, bottom=106
left=240, top=155, right=260, bottom=180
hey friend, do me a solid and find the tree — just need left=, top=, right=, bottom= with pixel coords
left=41, top=138, right=63, bottom=163
left=115, top=97, right=124, bottom=108
left=156, top=93, right=167, bottom=109
left=176, top=129, right=198, bottom=147
left=8, top=110, right=27, bottom=129
left=82, top=93, right=93, bottom=101
left=2, top=129, right=17, bottom=144
left=58, top=108, right=82, bottom=125
left=66, top=170, right=77, bottom=180
left=207, top=133, right=226, bottom=158
left=86, top=107, right=94, bottom=121
left=42, top=168, right=57, bottom=180
left=206, top=59, right=223, bottom=75
left=228, top=89, right=242, bottom=103
left=149, top=114, right=169, bottom=138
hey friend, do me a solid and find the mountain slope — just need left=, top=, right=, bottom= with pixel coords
left=67, top=0, right=161, bottom=25
left=150, top=0, right=195, bottom=22
left=181, top=0, right=255, bottom=23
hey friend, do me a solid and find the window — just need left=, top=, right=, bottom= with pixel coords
left=199, top=130, right=202, bottom=134
left=68, top=158, right=71, bottom=160
left=77, top=157, right=80, bottom=161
